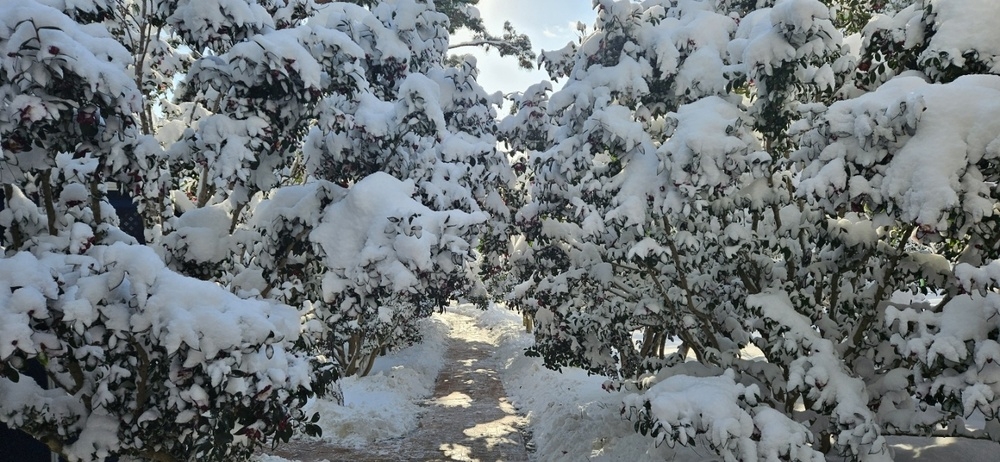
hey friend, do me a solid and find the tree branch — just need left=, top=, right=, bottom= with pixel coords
left=448, top=39, right=516, bottom=50
left=260, top=228, right=311, bottom=298
left=129, top=335, right=151, bottom=421
left=661, top=216, right=722, bottom=354
left=639, top=258, right=706, bottom=363
left=846, top=225, right=915, bottom=360
left=41, top=170, right=57, bottom=236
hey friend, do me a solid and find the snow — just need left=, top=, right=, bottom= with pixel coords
left=799, top=74, right=1000, bottom=230
left=249, top=309, right=448, bottom=456
left=311, top=172, right=485, bottom=298
left=312, top=2, right=410, bottom=63
left=7, top=0, right=1000, bottom=460
left=301, top=316, right=448, bottom=447
left=256, top=303, right=989, bottom=461
left=0, top=1, right=140, bottom=112
left=256, top=304, right=655, bottom=461
left=736, top=9, right=796, bottom=77
left=354, top=93, right=396, bottom=138
left=924, top=0, right=1000, bottom=74
left=100, top=242, right=303, bottom=364
left=749, top=290, right=892, bottom=461
left=164, top=202, right=233, bottom=264
left=166, top=0, right=271, bottom=51
left=246, top=181, right=344, bottom=239
left=397, top=73, right=450, bottom=139
left=863, top=4, right=924, bottom=63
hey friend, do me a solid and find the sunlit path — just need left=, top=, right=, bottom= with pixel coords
left=267, top=310, right=530, bottom=461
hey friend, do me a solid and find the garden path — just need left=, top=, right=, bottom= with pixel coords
left=267, top=311, right=531, bottom=462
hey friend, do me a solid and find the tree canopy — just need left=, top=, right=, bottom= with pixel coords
left=5, top=0, right=1000, bottom=461
left=499, top=0, right=1000, bottom=459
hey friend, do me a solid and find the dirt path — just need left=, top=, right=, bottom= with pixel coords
left=268, top=311, right=531, bottom=462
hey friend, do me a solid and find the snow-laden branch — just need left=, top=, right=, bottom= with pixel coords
left=448, top=39, right=516, bottom=50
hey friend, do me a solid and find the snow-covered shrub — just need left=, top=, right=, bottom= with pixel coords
left=795, top=72, right=1000, bottom=441
left=153, top=0, right=511, bottom=379
left=0, top=3, right=334, bottom=459
left=492, top=81, right=553, bottom=308
left=622, top=369, right=823, bottom=461
left=857, top=0, right=1000, bottom=88
left=341, top=0, right=536, bottom=69
left=299, top=0, right=517, bottom=362
left=0, top=246, right=322, bottom=461
left=499, top=0, right=1000, bottom=459
left=239, top=173, right=485, bottom=377
left=160, top=5, right=346, bottom=276
left=2, top=0, right=510, bottom=458
left=0, top=0, right=141, bottom=227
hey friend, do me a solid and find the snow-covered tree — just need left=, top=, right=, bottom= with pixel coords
left=332, top=0, right=536, bottom=69
left=1, top=0, right=510, bottom=459
left=151, top=0, right=509, bottom=379
left=500, top=0, right=1000, bottom=459
left=856, top=0, right=997, bottom=88
left=290, top=1, right=515, bottom=375
left=237, top=172, right=485, bottom=378
left=792, top=0, right=1000, bottom=446
left=0, top=2, right=330, bottom=460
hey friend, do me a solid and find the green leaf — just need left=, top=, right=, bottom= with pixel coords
left=2, top=366, right=20, bottom=383
left=304, top=423, right=322, bottom=437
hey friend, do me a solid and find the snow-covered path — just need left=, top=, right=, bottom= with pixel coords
left=261, top=304, right=1000, bottom=462
left=265, top=309, right=530, bottom=461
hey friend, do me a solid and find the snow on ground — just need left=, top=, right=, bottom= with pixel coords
left=258, top=303, right=999, bottom=461
left=255, top=456, right=307, bottom=462
left=472, top=304, right=695, bottom=462
left=282, top=314, right=449, bottom=454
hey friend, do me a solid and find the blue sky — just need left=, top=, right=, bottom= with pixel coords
left=451, top=0, right=597, bottom=99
